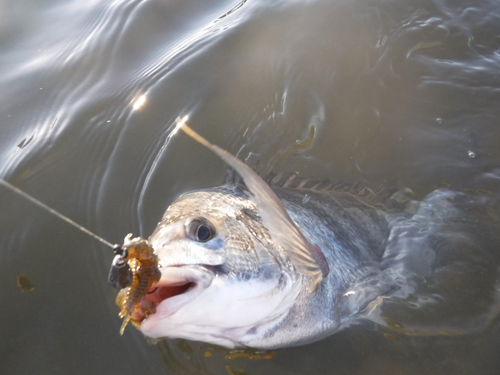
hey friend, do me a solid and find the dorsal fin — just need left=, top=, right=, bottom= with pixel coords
left=177, top=117, right=328, bottom=291
left=266, top=171, right=396, bottom=206
left=224, top=155, right=266, bottom=194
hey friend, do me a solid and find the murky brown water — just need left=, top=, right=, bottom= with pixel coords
left=1, top=0, right=500, bottom=374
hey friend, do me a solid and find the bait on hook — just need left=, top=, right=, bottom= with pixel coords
left=112, top=234, right=161, bottom=335
left=0, top=178, right=160, bottom=335
left=108, top=245, right=133, bottom=290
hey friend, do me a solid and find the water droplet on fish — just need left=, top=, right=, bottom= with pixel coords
left=436, top=118, right=442, bottom=124
left=302, top=194, right=310, bottom=204
left=468, top=150, right=476, bottom=159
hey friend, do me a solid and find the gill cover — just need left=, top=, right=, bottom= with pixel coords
left=176, top=117, right=329, bottom=291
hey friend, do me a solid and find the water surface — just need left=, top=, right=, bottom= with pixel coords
left=1, top=0, right=500, bottom=374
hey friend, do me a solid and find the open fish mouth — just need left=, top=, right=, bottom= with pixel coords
left=132, top=265, right=215, bottom=324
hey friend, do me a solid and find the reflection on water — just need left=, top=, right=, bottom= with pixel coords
left=157, top=339, right=277, bottom=375
left=1, top=0, right=500, bottom=373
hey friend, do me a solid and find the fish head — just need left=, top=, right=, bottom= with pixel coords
left=139, top=189, right=301, bottom=348
left=137, top=121, right=329, bottom=348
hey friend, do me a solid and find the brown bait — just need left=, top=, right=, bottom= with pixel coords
left=110, top=234, right=161, bottom=335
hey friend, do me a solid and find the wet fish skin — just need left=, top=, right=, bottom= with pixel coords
left=141, top=182, right=394, bottom=348
left=138, top=121, right=396, bottom=348
left=242, top=185, right=395, bottom=348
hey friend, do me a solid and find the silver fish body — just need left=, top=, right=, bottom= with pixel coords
left=141, top=183, right=395, bottom=348
left=136, top=122, right=500, bottom=349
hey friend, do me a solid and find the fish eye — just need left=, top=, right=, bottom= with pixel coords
left=186, top=218, right=215, bottom=242
left=196, top=225, right=211, bottom=241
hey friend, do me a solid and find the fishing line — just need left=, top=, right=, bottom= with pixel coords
left=0, top=178, right=115, bottom=249
left=0, top=116, right=188, bottom=250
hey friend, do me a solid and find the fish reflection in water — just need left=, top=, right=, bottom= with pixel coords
left=113, top=120, right=500, bottom=352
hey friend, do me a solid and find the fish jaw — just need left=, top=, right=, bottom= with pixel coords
left=132, top=265, right=214, bottom=322
left=139, top=264, right=301, bottom=348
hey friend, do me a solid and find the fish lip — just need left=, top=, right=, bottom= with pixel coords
left=136, top=265, right=215, bottom=323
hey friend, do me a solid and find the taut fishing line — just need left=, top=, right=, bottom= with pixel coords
left=0, top=178, right=115, bottom=249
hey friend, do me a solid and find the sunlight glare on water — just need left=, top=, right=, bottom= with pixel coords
left=132, top=94, right=147, bottom=110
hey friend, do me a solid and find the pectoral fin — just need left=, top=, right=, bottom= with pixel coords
left=177, top=117, right=329, bottom=291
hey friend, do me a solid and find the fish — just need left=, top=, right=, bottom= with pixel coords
left=125, top=119, right=500, bottom=349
